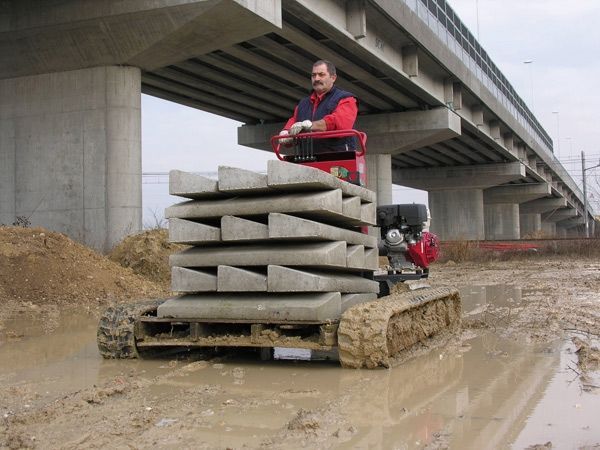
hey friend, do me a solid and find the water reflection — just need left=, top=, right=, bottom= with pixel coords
left=459, top=284, right=523, bottom=316
left=2, top=287, right=598, bottom=449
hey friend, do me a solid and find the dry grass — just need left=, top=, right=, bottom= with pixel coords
left=438, top=238, right=600, bottom=263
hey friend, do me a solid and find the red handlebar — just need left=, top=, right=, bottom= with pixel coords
left=270, top=129, right=367, bottom=161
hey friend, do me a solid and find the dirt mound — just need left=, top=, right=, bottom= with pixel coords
left=0, top=226, right=168, bottom=309
left=108, top=228, right=184, bottom=286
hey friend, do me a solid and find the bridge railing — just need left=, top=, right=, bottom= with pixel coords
left=404, top=0, right=552, bottom=153
left=404, top=0, right=588, bottom=209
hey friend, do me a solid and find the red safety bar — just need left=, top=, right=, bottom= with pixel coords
left=270, top=129, right=367, bottom=161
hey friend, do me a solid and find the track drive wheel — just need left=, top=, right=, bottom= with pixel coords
left=97, top=299, right=164, bottom=359
left=337, top=287, right=461, bottom=369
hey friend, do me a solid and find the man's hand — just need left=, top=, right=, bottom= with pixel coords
left=278, top=129, right=293, bottom=145
left=289, top=120, right=313, bottom=135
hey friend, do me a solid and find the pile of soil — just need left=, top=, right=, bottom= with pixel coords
left=109, top=228, right=184, bottom=287
left=0, top=226, right=169, bottom=312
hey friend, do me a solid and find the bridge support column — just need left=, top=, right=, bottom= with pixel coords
left=484, top=203, right=520, bottom=240
left=520, top=213, right=542, bottom=237
left=520, top=197, right=568, bottom=239
left=394, top=162, right=525, bottom=241
left=482, top=183, right=550, bottom=240
left=559, top=218, right=586, bottom=237
left=0, top=66, right=141, bottom=251
left=429, top=189, right=484, bottom=240
left=543, top=222, right=558, bottom=237
left=366, top=154, right=392, bottom=205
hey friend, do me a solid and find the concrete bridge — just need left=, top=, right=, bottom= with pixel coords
left=1, top=0, right=593, bottom=250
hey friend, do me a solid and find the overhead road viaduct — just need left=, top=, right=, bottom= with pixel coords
left=0, top=0, right=594, bottom=250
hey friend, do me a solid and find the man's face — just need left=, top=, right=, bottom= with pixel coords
left=311, top=63, right=336, bottom=94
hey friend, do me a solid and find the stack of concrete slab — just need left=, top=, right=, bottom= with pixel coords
left=157, top=160, right=379, bottom=323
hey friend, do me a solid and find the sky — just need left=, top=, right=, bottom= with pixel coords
left=140, top=0, right=600, bottom=226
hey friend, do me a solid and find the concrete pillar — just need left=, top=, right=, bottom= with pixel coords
left=429, top=189, right=484, bottom=240
left=366, top=154, right=392, bottom=205
left=542, top=222, right=557, bottom=237
left=484, top=203, right=519, bottom=240
left=482, top=183, right=550, bottom=240
left=394, top=163, right=525, bottom=241
left=520, top=213, right=542, bottom=238
left=0, top=66, right=141, bottom=251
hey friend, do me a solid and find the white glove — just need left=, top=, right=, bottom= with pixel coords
left=278, top=129, right=292, bottom=145
left=289, top=120, right=312, bottom=136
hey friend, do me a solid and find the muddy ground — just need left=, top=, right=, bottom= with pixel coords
left=0, top=227, right=599, bottom=449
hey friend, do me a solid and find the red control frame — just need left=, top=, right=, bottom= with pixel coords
left=270, top=129, right=368, bottom=186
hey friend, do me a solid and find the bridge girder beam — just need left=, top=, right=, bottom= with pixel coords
left=355, top=108, right=462, bottom=155
left=558, top=217, right=586, bottom=229
left=393, top=162, right=525, bottom=191
left=483, top=183, right=551, bottom=205
left=520, top=197, right=568, bottom=214
left=236, top=108, right=461, bottom=155
left=542, top=208, right=579, bottom=223
left=1, top=0, right=282, bottom=79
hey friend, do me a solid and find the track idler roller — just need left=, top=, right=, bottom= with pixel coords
left=337, top=287, right=461, bottom=369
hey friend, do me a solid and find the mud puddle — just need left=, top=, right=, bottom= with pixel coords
left=1, top=286, right=599, bottom=449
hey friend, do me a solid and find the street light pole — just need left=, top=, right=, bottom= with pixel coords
left=475, top=0, right=480, bottom=41
left=565, top=137, right=573, bottom=159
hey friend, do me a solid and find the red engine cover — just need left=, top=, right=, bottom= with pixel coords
left=406, top=231, right=440, bottom=269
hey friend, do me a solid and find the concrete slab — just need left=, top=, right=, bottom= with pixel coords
left=166, top=189, right=341, bottom=220
left=157, top=292, right=342, bottom=322
left=170, top=241, right=348, bottom=269
left=364, top=248, right=379, bottom=270
left=267, top=160, right=376, bottom=203
left=171, top=267, right=217, bottom=292
left=267, top=213, right=377, bottom=247
left=221, top=215, right=268, bottom=241
left=217, top=265, right=267, bottom=291
left=361, top=202, right=377, bottom=224
left=217, top=166, right=269, bottom=194
left=346, top=245, right=365, bottom=269
left=169, top=170, right=222, bottom=200
left=168, top=218, right=220, bottom=244
left=341, top=293, right=378, bottom=312
left=167, top=189, right=374, bottom=226
left=267, top=265, right=379, bottom=293
left=342, top=196, right=362, bottom=220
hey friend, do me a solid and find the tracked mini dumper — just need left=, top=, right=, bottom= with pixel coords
left=97, top=130, right=461, bottom=368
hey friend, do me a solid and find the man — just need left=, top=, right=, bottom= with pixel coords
left=280, top=60, right=358, bottom=152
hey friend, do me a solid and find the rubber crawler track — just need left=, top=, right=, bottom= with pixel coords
left=97, top=300, right=164, bottom=359
left=337, top=287, right=461, bottom=369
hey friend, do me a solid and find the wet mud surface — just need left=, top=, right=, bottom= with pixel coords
left=1, top=258, right=600, bottom=449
